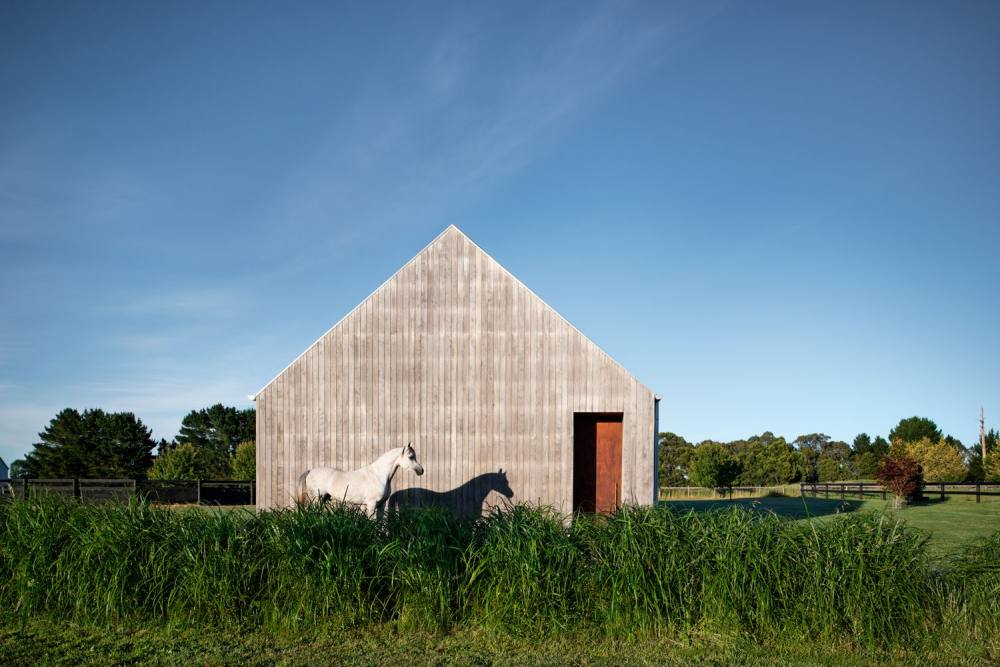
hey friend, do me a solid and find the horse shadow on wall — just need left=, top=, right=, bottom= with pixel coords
left=387, top=468, right=514, bottom=518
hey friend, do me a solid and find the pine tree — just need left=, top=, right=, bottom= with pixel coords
left=176, top=404, right=255, bottom=461
left=22, top=408, right=155, bottom=478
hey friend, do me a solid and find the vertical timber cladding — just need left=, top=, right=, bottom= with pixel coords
left=254, top=226, right=657, bottom=512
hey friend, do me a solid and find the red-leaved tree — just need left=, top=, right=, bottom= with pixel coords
left=875, top=457, right=924, bottom=508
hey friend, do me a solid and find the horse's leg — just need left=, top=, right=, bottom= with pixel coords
left=365, top=500, right=378, bottom=518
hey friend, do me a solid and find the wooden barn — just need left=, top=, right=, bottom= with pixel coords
left=252, top=226, right=659, bottom=514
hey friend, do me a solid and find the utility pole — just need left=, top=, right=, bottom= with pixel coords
left=981, top=406, right=987, bottom=468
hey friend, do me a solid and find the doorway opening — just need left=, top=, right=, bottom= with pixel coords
left=573, top=413, right=623, bottom=514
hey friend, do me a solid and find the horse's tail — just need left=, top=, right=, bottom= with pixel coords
left=296, top=469, right=311, bottom=505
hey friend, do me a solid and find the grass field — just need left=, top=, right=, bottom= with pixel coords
left=658, top=484, right=803, bottom=501
left=662, top=493, right=1000, bottom=554
left=2, top=619, right=996, bottom=666
left=2, top=496, right=998, bottom=665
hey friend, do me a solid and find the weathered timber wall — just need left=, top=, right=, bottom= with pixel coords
left=255, top=227, right=656, bottom=512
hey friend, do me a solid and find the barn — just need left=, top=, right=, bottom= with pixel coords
left=251, top=226, right=659, bottom=514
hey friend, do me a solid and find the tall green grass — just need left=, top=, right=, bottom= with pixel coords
left=0, top=496, right=995, bottom=648
left=935, top=531, right=1000, bottom=642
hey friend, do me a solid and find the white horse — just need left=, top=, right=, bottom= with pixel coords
left=295, top=443, right=424, bottom=515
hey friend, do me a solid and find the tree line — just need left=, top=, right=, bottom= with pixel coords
left=660, top=416, right=1000, bottom=488
left=9, top=408, right=998, bottom=487
left=8, top=404, right=256, bottom=481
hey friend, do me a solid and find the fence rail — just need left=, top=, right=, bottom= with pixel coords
left=0, top=478, right=256, bottom=506
left=799, top=481, right=1000, bottom=503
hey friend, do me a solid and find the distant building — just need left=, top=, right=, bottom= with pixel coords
left=0, top=457, right=8, bottom=479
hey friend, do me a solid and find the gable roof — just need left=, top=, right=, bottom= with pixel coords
left=251, top=225, right=652, bottom=400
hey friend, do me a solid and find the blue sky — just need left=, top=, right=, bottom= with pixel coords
left=1, top=1, right=998, bottom=465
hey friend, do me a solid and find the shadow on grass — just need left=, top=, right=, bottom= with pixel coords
left=661, top=496, right=864, bottom=519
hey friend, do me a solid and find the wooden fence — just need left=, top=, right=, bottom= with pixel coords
left=800, top=481, right=1000, bottom=503
left=0, top=478, right=256, bottom=506
left=659, top=485, right=800, bottom=500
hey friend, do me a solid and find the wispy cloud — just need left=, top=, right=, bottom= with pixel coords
left=109, top=333, right=183, bottom=353
left=0, top=325, right=272, bottom=463
left=121, top=285, right=250, bottom=318
left=260, top=3, right=694, bottom=274
left=0, top=134, right=159, bottom=244
left=0, top=359, right=262, bottom=461
left=0, top=379, right=248, bottom=465
left=424, top=24, right=475, bottom=98
left=71, top=376, right=255, bottom=420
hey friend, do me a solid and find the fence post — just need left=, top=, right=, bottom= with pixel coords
left=196, top=479, right=202, bottom=505
left=882, top=486, right=886, bottom=501
left=976, top=483, right=981, bottom=504
left=22, top=478, right=28, bottom=499
left=940, top=482, right=944, bottom=501
left=840, top=484, right=844, bottom=500
left=825, top=484, right=829, bottom=499
left=250, top=481, right=255, bottom=506
left=73, top=478, right=80, bottom=499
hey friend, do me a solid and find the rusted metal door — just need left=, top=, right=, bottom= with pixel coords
left=573, top=413, right=623, bottom=514
left=594, top=418, right=623, bottom=514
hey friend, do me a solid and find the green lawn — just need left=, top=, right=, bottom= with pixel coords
left=2, top=619, right=991, bottom=666
left=662, top=493, right=1000, bottom=554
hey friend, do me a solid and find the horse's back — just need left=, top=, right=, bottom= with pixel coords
left=306, top=466, right=369, bottom=504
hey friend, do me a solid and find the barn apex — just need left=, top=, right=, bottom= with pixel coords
left=253, top=225, right=659, bottom=513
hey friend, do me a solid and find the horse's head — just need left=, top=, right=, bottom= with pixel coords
left=398, top=442, right=424, bottom=476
